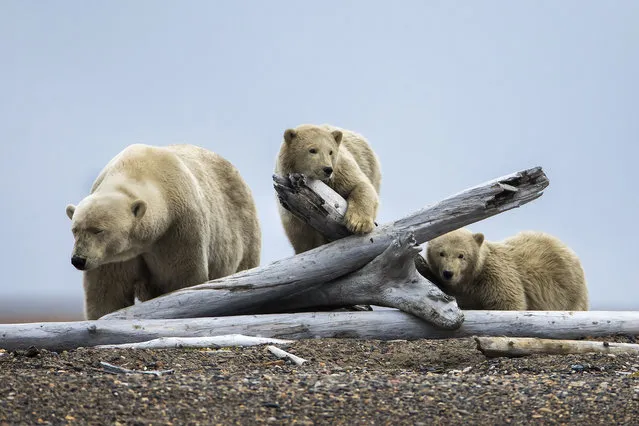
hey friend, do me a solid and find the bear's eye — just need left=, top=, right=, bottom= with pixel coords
left=458, top=254, right=464, bottom=259
left=439, top=252, right=445, bottom=257
left=309, top=148, right=317, bottom=154
left=329, top=150, right=333, bottom=155
left=87, top=228, right=103, bottom=235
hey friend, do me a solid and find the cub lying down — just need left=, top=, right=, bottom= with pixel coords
left=415, top=228, right=589, bottom=311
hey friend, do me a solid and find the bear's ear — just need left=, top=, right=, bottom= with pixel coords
left=473, top=232, right=485, bottom=246
left=66, top=204, right=76, bottom=220
left=331, top=130, right=342, bottom=145
left=283, top=129, right=297, bottom=143
left=131, top=200, right=147, bottom=218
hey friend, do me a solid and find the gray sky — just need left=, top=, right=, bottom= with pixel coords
left=1, top=1, right=638, bottom=317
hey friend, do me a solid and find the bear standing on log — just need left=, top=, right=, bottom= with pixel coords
left=275, top=124, right=381, bottom=253
left=65, top=144, right=261, bottom=320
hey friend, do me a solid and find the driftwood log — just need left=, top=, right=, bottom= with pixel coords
left=3, top=310, right=639, bottom=352
left=252, top=232, right=462, bottom=328
left=95, top=335, right=293, bottom=350
left=100, top=167, right=549, bottom=326
left=474, top=336, right=639, bottom=358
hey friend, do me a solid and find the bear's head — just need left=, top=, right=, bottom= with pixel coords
left=426, top=228, right=485, bottom=287
left=65, top=193, right=147, bottom=271
left=280, top=125, right=343, bottom=183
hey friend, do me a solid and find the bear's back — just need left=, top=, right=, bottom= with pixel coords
left=165, top=144, right=259, bottom=227
left=165, top=144, right=240, bottom=194
left=503, top=231, right=588, bottom=310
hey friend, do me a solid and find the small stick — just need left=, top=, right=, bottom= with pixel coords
left=99, top=361, right=174, bottom=376
left=474, top=336, right=639, bottom=358
left=95, top=334, right=293, bottom=350
left=267, top=345, right=308, bottom=366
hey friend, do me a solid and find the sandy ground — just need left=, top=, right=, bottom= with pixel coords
left=1, top=336, right=638, bottom=425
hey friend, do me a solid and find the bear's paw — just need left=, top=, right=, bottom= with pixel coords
left=344, top=209, right=375, bottom=234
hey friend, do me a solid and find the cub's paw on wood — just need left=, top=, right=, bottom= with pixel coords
left=344, top=208, right=376, bottom=234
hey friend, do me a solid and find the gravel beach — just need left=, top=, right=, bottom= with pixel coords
left=1, top=336, right=638, bottom=425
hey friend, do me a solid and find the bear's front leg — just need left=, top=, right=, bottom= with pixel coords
left=344, top=182, right=379, bottom=234
left=482, top=282, right=527, bottom=311
left=164, top=262, right=210, bottom=292
left=82, top=258, right=142, bottom=320
left=144, top=241, right=210, bottom=294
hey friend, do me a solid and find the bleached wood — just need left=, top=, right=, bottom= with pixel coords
left=273, top=173, right=350, bottom=240
left=256, top=232, right=463, bottom=329
left=100, top=361, right=174, bottom=376
left=101, top=167, right=549, bottom=321
left=267, top=345, right=308, bottom=366
left=2, top=310, right=639, bottom=352
left=474, top=336, right=639, bottom=358
left=95, top=335, right=293, bottom=350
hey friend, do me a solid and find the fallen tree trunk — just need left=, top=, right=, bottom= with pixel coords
left=101, top=167, right=549, bottom=322
left=254, top=233, right=462, bottom=328
left=272, top=173, right=371, bottom=312
left=3, top=310, right=639, bottom=352
left=474, top=336, right=639, bottom=358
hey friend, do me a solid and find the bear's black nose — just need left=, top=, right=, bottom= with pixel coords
left=323, top=166, right=333, bottom=176
left=442, top=270, right=454, bottom=280
left=71, top=256, right=87, bottom=270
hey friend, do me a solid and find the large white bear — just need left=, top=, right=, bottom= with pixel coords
left=66, top=143, right=261, bottom=319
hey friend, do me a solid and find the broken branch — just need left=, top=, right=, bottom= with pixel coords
left=267, top=345, right=308, bottom=366
left=100, top=361, right=174, bottom=376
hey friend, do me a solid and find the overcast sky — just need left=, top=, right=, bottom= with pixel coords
left=1, top=1, right=637, bottom=318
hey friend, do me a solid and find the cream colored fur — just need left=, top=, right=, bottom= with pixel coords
left=422, top=228, right=589, bottom=311
left=66, top=143, right=261, bottom=319
left=275, top=124, right=381, bottom=254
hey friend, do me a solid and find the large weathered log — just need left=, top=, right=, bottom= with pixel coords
left=273, top=173, right=372, bottom=312
left=474, top=336, right=639, bottom=358
left=3, top=310, right=638, bottom=352
left=101, top=167, right=549, bottom=321
left=273, top=175, right=448, bottom=313
left=254, top=233, right=463, bottom=329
